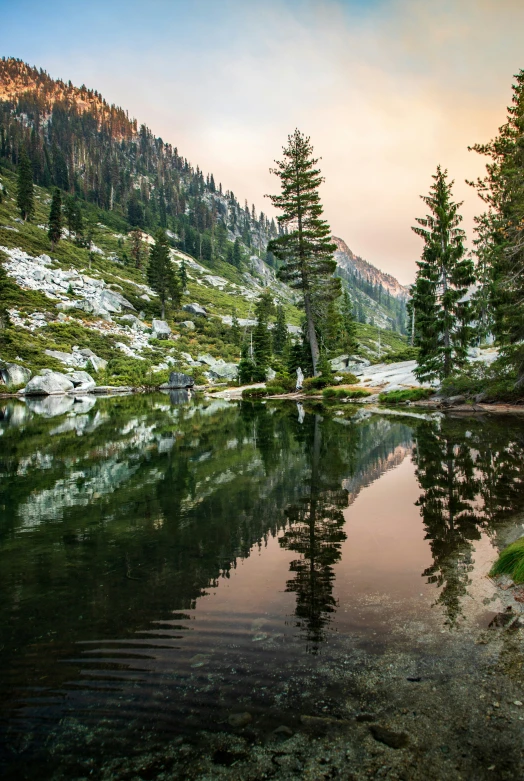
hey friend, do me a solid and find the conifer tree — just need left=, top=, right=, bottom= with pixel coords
left=273, top=305, right=288, bottom=355
left=16, top=146, right=34, bottom=221
left=130, top=229, right=145, bottom=269
left=0, top=259, right=10, bottom=332
left=64, top=195, right=84, bottom=244
left=268, top=130, right=339, bottom=375
left=340, top=289, right=358, bottom=353
left=147, top=229, right=181, bottom=320
left=231, top=308, right=242, bottom=346
left=469, top=70, right=524, bottom=386
left=253, top=290, right=275, bottom=380
left=48, top=188, right=62, bottom=250
left=238, top=342, right=256, bottom=384
left=411, top=167, right=474, bottom=382
left=232, top=237, right=243, bottom=268
left=179, top=257, right=188, bottom=291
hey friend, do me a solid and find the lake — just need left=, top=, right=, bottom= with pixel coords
left=1, top=394, right=523, bottom=780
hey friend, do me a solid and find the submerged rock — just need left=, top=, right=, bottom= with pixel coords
left=228, top=712, right=252, bottom=728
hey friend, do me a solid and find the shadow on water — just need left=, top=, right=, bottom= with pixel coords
left=0, top=394, right=524, bottom=776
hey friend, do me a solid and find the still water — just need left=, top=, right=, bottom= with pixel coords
left=1, top=394, right=523, bottom=779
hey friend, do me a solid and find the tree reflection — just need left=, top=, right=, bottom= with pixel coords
left=413, top=418, right=524, bottom=627
left=279, top=414, right=350, bottom=652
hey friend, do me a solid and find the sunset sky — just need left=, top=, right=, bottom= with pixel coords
left=1, top=0, right=523, bottom=284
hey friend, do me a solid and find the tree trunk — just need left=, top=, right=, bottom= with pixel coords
left=304, top=292, right=320, bottom=375
left=161, top=299, right=165, bottom=320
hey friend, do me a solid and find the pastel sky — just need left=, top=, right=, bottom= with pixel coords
left=1, top=0, right=523, bottom=284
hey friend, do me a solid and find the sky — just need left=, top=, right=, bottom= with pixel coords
left=1, top=0, right=524, bottom=284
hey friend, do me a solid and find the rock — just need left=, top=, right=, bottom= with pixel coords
left=204, top=363, right=238, bottom=381
left=68, top=371, right=96, bottom=391
left=475, top=392, right=488, bottom=403
left=352, top=408, right=373, bottom=423
left=44, top=349, right=86, bottom=368
left=0, top=361, right=31, bottom=387
left=266, top=368, right=276, bottom=381
left=91, top=385, right=134, bottom=395
left=180, top=320, right=195, bottom=330
left=228, top=712, right=252, bottom=728
left=161, top=372, right=195, bottom=389
left=443, top=395, right=466, bottom=406
left=120, top=314, right=149, bottom=332
left=88, top=355, right=108, bottom=373
left=151, top=319, right=171, bottom=339
left=180, top=352, right=194, bottom=363
left=369, top=725, right=408, bottom=749
left=273, top=725, right=294, bottom=737
left=197, top=353, right=217, bottom=366
left=183, top=303, right=207, bottom=317
left=23, top=371, right=75, bottom=396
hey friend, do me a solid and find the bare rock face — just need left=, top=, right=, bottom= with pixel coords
left=161, top=372, right=195, bottom=389
left=0, top=361, right=31, bottom=387
left=151, top=319, right=171, bottom=340
left=23, top=370, right=75, bottom=395
left=68, top=371, right=96, bottom=391
left=183, top=303, right=207, bottom=317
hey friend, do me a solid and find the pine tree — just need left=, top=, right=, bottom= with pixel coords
left=232, top=237, right=243, bottom=268
left=238, top=343, right=256, bottom=384
left=179, top=257, right=188, bottom=291
left=48, top=188, right=62, bottom=250
left=147, top=229, right=181, bottom=320
left=340, top=289, right=358, bottom=353
left=253, top=291, right=275, bottom=380
left=64, top=195, right=84, bottom=244
left=129, top=229, right=145, bottom=269
left=231, top=308, right=242, bottom=346
left=0, top=259, right=11, bottom=332
left=469, top=70, right=524, bottom=386
left=411, top=167, right=474, bottom=382
left=273, top=305, right=288, bottom=355
left=268, top=130, right=339, bottom=374
left=16, top=146, right=34, bottom=221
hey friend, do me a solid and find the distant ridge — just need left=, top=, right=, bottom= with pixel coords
left=333, top=237, right=409, bottom=300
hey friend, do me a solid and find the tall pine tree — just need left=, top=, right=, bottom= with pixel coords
left=469, top=70, right=524, bottom=386
left=16, top=146, right=34, bottom=221
left=411, top=167, right=474, bottom=382
left=147, top=229, right=181, bottom=320
left=273, top=305, right=288, bottom=355
left=268, top=130, right=339, bottom=375
left=48, top=188, right=62, bottom=250
left=253, top=290, right=275, bottom=380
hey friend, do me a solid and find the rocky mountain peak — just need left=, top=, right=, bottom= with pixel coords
left=333, top=236, right=409, bottom=300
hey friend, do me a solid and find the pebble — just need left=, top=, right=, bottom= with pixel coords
left=514, top=701, right=523, bottom=706
left=228, top=712, right=252, bottom=728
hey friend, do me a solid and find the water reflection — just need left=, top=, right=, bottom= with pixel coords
left=2, top=396, right=524, bottom=776
left=279, top=415, right=349, bottom=650
left=413, top=417, right=524, bottom=626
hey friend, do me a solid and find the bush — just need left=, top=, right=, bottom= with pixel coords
left=441, top=360, right=521, bottom=402
left=323, top=387, right=372, bottom=400
left=378, top=387, right=434, bottom=404
left=490, top=538, right=524, bottom=584
left=333, top=372, right=359, bottom=384
left=303, top=375, right=331, bottom=392
left=381, top=347, right=419, bottom=364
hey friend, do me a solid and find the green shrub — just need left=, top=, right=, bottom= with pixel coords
left=441, top=360, right=521, bottom=402
left=490, top=538, right=524, bottom=584
left=333, top=372, right=359, bottom=384
left=268, top=374, right=295, bottom=393
left=323, top=387, right=372, bottom=400
left=303, top=375, right=330, bottom=392
left=378, top=387, right=434, bottom=404
left=381, top=347, right=420, bottom=364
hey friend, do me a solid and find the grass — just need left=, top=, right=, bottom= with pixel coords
left=378, top=387, right=434, bottom=404
left=490, top=538, right=524, bottom=584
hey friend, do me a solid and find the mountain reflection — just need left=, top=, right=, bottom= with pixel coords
left=413, top=417, right=524, bottom=626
